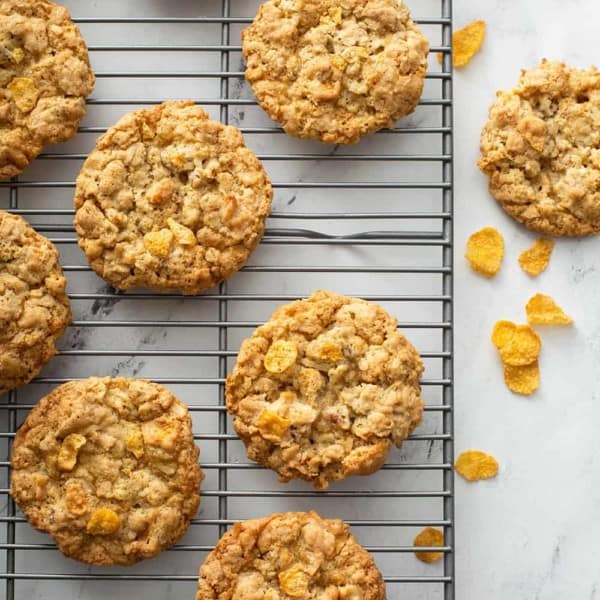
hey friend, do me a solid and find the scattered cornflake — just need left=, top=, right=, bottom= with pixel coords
left=438, top=20, right=486, bottom=68
left=455, top=450, right=498, bottom=482
left=413, top=527, right=445, bottom=564
left=499, top=324, right=541, bottom=366
left=491, top=320, right=516, bottom=349
left=519, top=238, right=555, bottom=276
left=526, top=294, right=573, bottom=326
left=465, top=227, right=504, bottom=277
left=504, top=362, right=540, bottom=395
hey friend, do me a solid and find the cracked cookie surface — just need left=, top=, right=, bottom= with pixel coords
left=226, top=290, right=424, bottom=489
left=0, top=0, right=95, bottom=179
left=479, top=60, right=600, bottom=236
left=74, top=101, right=272, bottom=294
left=196, top=511, right=386, bottom=600
left=10, top=377, right=203, bottom=565
left=242, top=0, right=429, bottom=144
left=0, top=210, right=71, bottom=395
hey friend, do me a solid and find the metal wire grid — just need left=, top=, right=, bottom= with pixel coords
left=0, top=1, right=454, bottom=598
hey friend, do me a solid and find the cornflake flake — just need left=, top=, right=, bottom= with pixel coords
left=519, top=238, right=555, bottom=276
left=414, top=527, right=445, bottom=563
left=465, top=227, right=504, bottom=277
left=526, top=294, right=573, bottom=325
left=455, top=449, right=498, bottom=481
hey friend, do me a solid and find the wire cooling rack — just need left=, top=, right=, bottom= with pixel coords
left=0, top=0, right=454, bottom=598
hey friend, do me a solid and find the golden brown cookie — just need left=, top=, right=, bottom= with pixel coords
left=0, top=210, right=71, bottom=395
left=196, top=511, right=386, bottom=599
left=242, top=0, right=429, bottom=144
left=10, top=377, right=203, bottom=565
left=479, top=60, right=600, bottom=236
left=226, top=290, right=424, bottom=489
left=74, top=101, right=272, bottom=294
left=0, top=0, right=95, bottom=179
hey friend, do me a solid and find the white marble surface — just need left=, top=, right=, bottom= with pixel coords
left=455, top=1, right=600, bottom=598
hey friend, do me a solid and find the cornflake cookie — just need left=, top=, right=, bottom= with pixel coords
left=479, top=60, right=600, bottom=236
left=226, top=290, right=424, bottom=489
left=242, top=0, right=429, bottom=144
left=10, top=377, right=203, bottom=565
left=74, top=101, right=272, bottom=294
left=196, top=511, right=385, bottom=600
left=0, top=210, right=71, bottom=395
left=0, top=0, right=95, bottom=179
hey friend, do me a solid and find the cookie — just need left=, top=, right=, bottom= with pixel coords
left=242, top=0, right=429, bottom=144
left=479, top=60, right=600, bottom=236
left=10, top=377, right=203, bottom=565
left=196, top=511, right=386, bottom=600
left=0, top=0, right=95, bottom=180
left=0, top=210, right=71, bottom=395
left=74, top=101, right=273, bottom=294
left=226, top=290, right=424, bottom=489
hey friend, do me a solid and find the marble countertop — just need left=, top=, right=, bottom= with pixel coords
left=455, top=0, right=600, bottom=598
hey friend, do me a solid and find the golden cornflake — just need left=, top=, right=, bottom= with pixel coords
left=465, top=227, right=504, bottom=277
left=499, top=324, right=541, bottom=366
left=491, top=320, right=516, bottom=349
left=518, top=238, right=555, bottom=276
left=455, top=450, right=498, bottom=481
left=413, top=527, right=445, bottom=563
left=264, top=340, right=298, bottom=374
left=125, top=427, right=145, bottom=459
left=278, top=565, right=310, bottom=598
left=86, top=508, right=121, bottom=535
left=167, top=218, right=197, bottom=247
left=440, top=20, right=486, bottom=68
left=257, top=410, right=290, bottom=440
left=143, top=229, right=173, bottom=257
left=12, top=48, right=25, bottom=64
left=7, top=77, right=39, bottom=113
left=526, top=294, right=573, bottom=325
left=504, top=361, right=540, bottom=395
left=57, top=433, right=86, bottom=472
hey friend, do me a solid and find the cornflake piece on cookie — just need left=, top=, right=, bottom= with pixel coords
left=86, top=508, right=121, bottom=535
left=465, top=227, right=504, bottom=277
left=264, top=340, right=298, bottom=374
left=10, top=377, right=203, bottom=565
left=526, top=293, right=573, bottom=325
left=455, top=450, right=499, bottom=481
left=519, top=238, right=555, bottom=276
left=195, top=512, right=385, bottom=600
left=499, top=324, right=541, bottom=366
left=414, top=527, right=444, bottom=563
left=504, top=361, right=540, bottom=395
